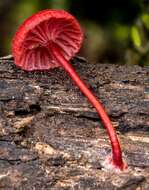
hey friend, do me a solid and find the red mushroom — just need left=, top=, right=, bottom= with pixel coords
left=12, top=10, right=127, bottom=171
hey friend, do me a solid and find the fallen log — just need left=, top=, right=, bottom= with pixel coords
left=0, top=56, right=149, bottom=189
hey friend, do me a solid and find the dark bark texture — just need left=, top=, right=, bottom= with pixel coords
left=0, top=56, right=149, bottom=190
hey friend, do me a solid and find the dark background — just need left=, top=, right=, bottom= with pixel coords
left=0, top=0, right=149, bottom=65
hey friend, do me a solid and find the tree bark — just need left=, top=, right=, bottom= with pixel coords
left=0, top=56, right=149, bottom=190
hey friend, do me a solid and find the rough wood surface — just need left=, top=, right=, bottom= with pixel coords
left=0, top=56, right=149, bottom=190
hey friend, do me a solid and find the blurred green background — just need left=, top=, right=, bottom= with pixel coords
left=0, top=0, right=149, bottom=65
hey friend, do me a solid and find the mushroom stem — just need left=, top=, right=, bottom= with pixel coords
left=49, top=43, right=125, bottom=170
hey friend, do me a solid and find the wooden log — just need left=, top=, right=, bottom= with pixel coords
left=0, top=56, right=149, bottom=189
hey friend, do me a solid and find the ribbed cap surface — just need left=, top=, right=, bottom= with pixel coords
left=12, top=10, right=83, bottom=71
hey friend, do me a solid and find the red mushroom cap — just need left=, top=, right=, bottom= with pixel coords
left=12, top=10, right=83, bottom=71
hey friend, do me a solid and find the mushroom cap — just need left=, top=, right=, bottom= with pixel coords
left=12, top=10, right=83, bottom=71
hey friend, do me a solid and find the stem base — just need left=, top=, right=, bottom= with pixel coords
left=102, top=155, right=128, bottom=172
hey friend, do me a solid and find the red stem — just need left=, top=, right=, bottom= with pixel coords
left=49, top=43, right=124, bottom=170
